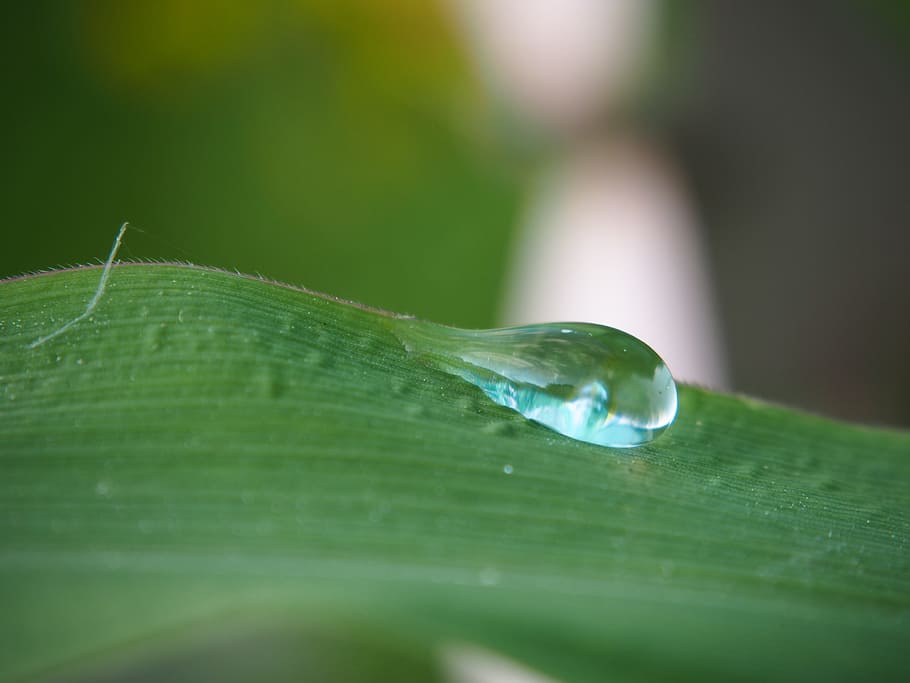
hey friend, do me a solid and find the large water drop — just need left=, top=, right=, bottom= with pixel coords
left=392, top=321, right=677, bottom=448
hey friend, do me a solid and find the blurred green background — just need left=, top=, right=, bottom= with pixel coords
left=2, top=0, right=908, bottom=426
left=1, top=0, right=521, bottom=328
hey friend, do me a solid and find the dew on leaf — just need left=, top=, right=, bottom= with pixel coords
left=393, top=321, right=677, bottom=448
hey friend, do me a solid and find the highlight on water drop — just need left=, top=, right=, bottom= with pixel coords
left=391, top=320, right=678, bottom=448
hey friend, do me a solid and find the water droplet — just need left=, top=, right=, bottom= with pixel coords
left=392, top=321, right=677, bottom=448
left=502, top=464, right=513, bottom=475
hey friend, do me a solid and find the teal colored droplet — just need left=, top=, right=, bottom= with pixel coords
left=391, top=321, right=678, bottom=448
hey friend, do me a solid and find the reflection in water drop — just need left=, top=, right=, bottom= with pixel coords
left=392, top=321, right=677, bottom=448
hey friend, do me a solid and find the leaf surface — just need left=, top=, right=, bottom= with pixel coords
left=1, top=264, right=908, bottom=681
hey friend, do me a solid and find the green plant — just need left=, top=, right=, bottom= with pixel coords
left=1, top=264, right=908, bottom=681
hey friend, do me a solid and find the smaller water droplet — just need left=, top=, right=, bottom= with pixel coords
left=75, top=358, right=84, bottom=366
left=502, top=464, right=513, bottom=475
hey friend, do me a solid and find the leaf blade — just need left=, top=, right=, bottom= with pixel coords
left=2, top=264, right=908, bottom=681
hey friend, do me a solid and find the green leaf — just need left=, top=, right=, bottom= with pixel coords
left=1, top=264, right=908, bottom=682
